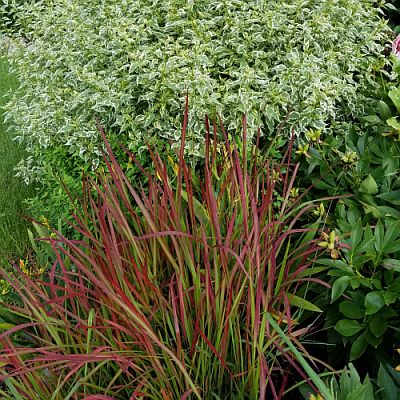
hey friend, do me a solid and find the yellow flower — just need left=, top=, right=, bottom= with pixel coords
left=309, top=394, right=324, bottom=400
left=290, top=187, right=300, bottom=198
left=318, top=230, right=340, bottom=259
left=37, top=266, right=46, bottom=275
left=312, top=202, right=325, bottom=217
left=271, top=169, right=281, bottom=183
left=39, top=215, right=51, bottom=229
left=168, top=155, right=179, bottom=176
left=19, top=259, right=30, bottom=275
left=341, top=151, right=358, bottom=164
left=295, top=143, right=310, bottom=158
left=0, top=279, right=10, bottom=295
left=305, top=128, right=322, bottom=143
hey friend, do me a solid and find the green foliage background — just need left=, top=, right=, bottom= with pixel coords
left=0, top=0, right=37, bottom=35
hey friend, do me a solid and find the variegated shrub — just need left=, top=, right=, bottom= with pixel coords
left=4, top=0, right=390, bottom=217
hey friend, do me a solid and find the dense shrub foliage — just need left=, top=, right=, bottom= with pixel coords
left=6, top=0, right=389, bottom=186
left=0, top=0, right=41, bottom=35
left=0, top=0, right=24, bottom=34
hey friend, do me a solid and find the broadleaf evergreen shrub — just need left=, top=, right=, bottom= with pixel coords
left=5, top=0, right=390, bottom=219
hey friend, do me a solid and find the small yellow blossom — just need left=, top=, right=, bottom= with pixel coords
left=271, top=169, right=281, bottom=183
left=309, top=394, right=324, bottom=400
left=19, top=259, right=30, bottom=275
left=341, top=151, right=358, bottom=164
left=318, top=230, right=340, bottom=259
left=305, top=129, right=323, bottom=143
left=295, top=143, right=310, bottom=158
left=39, top=215, right=51, bottom=229
left=36, top=266, right=46, bottom=275
left=290, top=187, right=300, bottom=198
left=0, top=279, right=10, bottom=295
left=168, top=155, right=179, bottom=176
left=312, top=202, right=325, bottom=217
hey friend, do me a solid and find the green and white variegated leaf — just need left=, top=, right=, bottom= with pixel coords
left=4, top=0, right=389, bottom=185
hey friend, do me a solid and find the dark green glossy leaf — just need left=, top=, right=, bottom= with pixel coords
left=364, top=292, right=385, bottom=315
left=366, top=331, right=383, bottom=348
left=339, top=300, right=365, bottom=319
left=349, top=219, right=363, bottom=251
left=313, top=179, right=334, bottom=190
left=368, top=315, right=388, bottom=338
left=374, top=220, right=384, bottom=252
left=378, top=100, right=392, bottom=121
left=383, top=291, right=398, bottom=306
left=349, top=278, right=361, bottom=289
left=331, top=276, right=351, bottom=303
left=347, top=207, right=361, bottom=226
left=309, top=147, right=322, bottom=160
left=335, top=319, right=363, bottom=337
left=349, top=331, right=368, bottom=360
left=383, top=222, right=400, bottom=252
left=320, top=259, right=349, bottom=269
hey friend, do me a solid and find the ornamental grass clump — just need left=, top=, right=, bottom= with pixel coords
left=0, top=110, right=332, bottom=399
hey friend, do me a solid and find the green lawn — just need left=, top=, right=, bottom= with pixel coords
left=0, top=54, right=33, bottom=260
